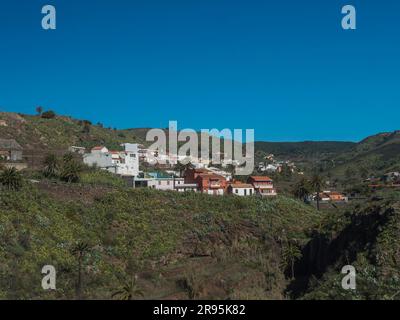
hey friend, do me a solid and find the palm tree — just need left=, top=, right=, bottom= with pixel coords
left=43, top=154, right=59, bottom=178
left=182, top=161, right=195, bottom=177
left=292, top=178, right=311, bottom=203
left=112, top=275, right=144, bottom=300
left=226, top=164, right=236, bottom=180
left=0, top=167, right=23, bottom=191
left=62, top=152, right=74, bottom=163
left=282, top=242, right=302, bottom=279
left=71, top=241, right=90, bottom=299
left=60, top=156, right=82, bottom=183
left=310, top=174, right=324, bottom=210
left=36, top=106, right=43, bottom=115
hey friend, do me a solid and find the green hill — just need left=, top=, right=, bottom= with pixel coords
left=0, top=111, right=357, bottom=161
left=255, top=141, right=355, bottom=161
left=0, top=111, right=149, bottom=152
left=0, top=181, right=320, bottom=299
left=2, top=110, right=400, bottom=300
left=292, top=196, right=400, bottom=300
left=329, top=131, right=400, bottom=178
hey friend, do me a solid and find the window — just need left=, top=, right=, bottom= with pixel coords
left=244, top=189, right=247, bottom=196
left=250, top=189, right=253, bottom=195
left=235, top=189, right=238, bottom=194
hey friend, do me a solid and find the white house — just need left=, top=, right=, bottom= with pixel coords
left=116, top=143, right=139, bottom=177
left=228, top=183, right=255, bottom=196
left=83, top=147, right=116, bottom=173
left=83, top=143, right=139, bottom=177
left=174, top=178, right=198, bottom=192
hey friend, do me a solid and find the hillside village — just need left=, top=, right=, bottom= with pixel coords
left=66, top=142, right=278, bottom=197
left=1, top=112, right=400, bottom=300
left=1, top=110, right=400, bottom=204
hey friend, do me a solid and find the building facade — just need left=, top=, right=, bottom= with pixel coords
left=247, top=176, right=277, bottom=196
left=0, top=139, right=23, bottom=162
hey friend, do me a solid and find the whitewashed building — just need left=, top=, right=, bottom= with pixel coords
left=227, top=183, right=255, bottom=196
left=83, top=143, right=139, bottom=177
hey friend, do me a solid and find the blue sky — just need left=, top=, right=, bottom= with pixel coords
left=0, top=0, right=399, bottom=142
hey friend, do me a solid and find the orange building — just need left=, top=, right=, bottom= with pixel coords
left=184, top=168, right=227, bottom=195
left=247, top=176, right=277, bottom=196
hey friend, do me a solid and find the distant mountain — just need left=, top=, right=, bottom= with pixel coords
left=254, top=141, right=355, bottom=163
left=330, top=131, right=400, bottom=177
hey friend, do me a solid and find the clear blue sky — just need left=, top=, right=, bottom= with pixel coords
left=0, top=0, right=399, bottom=142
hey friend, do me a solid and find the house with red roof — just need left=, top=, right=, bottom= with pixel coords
left=184, top=168, right=227, bottom=195
left=247, top=176, right=277, bottom=196
left=227, top=182, right=254, bottom=196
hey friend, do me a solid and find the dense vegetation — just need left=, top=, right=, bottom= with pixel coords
left=1, top=110, right=400, bottom=300
left=0, top=177, right=320, bottom=299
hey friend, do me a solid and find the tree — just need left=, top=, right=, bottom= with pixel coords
left=292, top=178, right=311, bottom=203
left=0, top=167, right=23, bottom=191
left=41, top=110, right=56, bottom=119
left=112, top=275, right=144, bottom=300
left=226, top=164, right=236, bottom=179
left=82, top=120, right=92, bottom=134
left=43, top=154, right=59, bottom=178
left=282, top=242, right=302, bottom=279
left=71, top=241, right=90, bottom=299
left=36, top=106, right=43, bottom=115
left=182, top=162, right=195, bottom=176
left=60, top=155, right=82, bottom=183
left=174, top=161, right=186, bottom=177
left=62, top=152, right=74, bottom=163
left=310, top=174, right=324, bottom=210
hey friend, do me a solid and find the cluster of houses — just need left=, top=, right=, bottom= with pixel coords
left=82, top=143, right=140, bottom=177
left=366, top=172, right=400, bottom=189
left=130, top=168, right=277, bottom=197
left=81, top=143, right=277, bottom=196
left=257, top=153, right=303, bottom=175
left=311, top=190, right=348, bottom=203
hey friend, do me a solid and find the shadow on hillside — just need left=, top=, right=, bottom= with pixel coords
left=286, top=203, right=394, bottom=298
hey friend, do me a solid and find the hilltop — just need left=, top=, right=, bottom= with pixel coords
left=0, top=111, right=150, bottom=152
left=255, top=141, right=355, bottom=163
left=328, top=131, right=400, bottom=178
left=0, top=110, right=356, bottom=157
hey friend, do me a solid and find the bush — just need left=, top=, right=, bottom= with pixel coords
left=41, top=110, right=56, bottom=119
left=0, top=167, right=23, bottom=191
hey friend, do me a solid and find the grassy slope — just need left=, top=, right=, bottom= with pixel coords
left=293, top=193, right=400, bottom=300
left=1, top=111, right=358, bottom=158
left=0, top=180, right=320, bottom=300
left=0, top=112, right=147, bottom=151
left=329, top=131, right=400, bottom=178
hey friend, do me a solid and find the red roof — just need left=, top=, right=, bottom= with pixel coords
left=194, top=168, right=210, bottom=173
left=198, top=173, right=225, bottom=180
left=92, top=146, right=105, bottom=151
left=229, top=183, right=253, bottom=188
left=249, top=176, right=273, bottom=182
